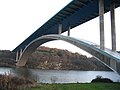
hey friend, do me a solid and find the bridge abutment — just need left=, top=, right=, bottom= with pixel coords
left=15, top=49, right=23, bottom=61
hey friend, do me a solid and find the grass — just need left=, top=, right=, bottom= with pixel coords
left=30, top=83, right=120, bottom=90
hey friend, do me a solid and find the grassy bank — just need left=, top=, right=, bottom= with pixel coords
left=31, top=83, right=120, bottom=90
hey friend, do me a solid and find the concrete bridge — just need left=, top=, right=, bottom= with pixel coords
left=16, top=34, right=120, bottom=74
left=13, top=0, right=120, bottom=74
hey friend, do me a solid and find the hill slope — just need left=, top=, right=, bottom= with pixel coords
left=26, top=46, right=110, bottom=71
left=0, top=46, right=111, bottom=71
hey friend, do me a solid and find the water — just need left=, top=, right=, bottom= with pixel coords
left=0, top=67, right=120, bottom=83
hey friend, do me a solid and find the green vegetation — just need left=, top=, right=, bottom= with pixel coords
left=0, top=74, right=120, bottom=90
left=30, top=83, right=120, bottom=90
left=91, top=75, right=113, bottom=83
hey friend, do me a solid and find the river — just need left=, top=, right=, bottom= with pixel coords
left=0, top=67, right=120, bottom=83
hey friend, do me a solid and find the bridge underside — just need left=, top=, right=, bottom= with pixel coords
left=13, top=0, right=120, bottom=52
left=16, top=34, right=120, bottom=74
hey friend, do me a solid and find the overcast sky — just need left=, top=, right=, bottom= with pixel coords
left=0, top=0, right=120, bottom=56
left=0, top=0, right=72, bottom=49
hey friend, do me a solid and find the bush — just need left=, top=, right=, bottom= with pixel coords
left=0, top=74, right=35, bottom=90
left=91, top=75, right=113, bottom=83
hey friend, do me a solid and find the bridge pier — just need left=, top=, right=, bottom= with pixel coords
left=67, top=26, right=71, bottom=36
left=99, top=0, right=105, bottom=50
left=110, top=2, right=117, bottom=71
left=58, top=24, right=62, bottom=34
left=99, top=0, right=108, bottom=65
left=110, top=3, right=116, bottom=51
left=99, top=0, right=118, bottom=72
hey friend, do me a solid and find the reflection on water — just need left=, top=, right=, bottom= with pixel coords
left=0, top=67, right=120, bottom=83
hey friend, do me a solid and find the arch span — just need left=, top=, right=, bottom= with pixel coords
left=16, top=34, right=120, bottom=69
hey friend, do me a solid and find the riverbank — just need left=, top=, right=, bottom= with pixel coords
left=31, top=83, right=120, bottom=90
left=0, top=74, right=35, bottom=90
left=0, top=71, right=120, bottom=90
left=0, top=67, right=120, bottom=84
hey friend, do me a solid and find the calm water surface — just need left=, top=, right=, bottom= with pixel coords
left=0, top=67, right=120, bottom=83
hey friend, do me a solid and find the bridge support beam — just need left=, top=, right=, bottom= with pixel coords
left=20, top=49, right=23, bottom=58
left=99, top=0, right=105, bottom=50
left=110, top=2, right=117, bottom=71
left=15, top=49, right=23, bottom=61
left=67, top=26, right=71, bottom=36
left=16, top=51, right=19, bottom=61
left=110, top=3, right=116, bottom=51
left=58, top=24, right=62, bottom=34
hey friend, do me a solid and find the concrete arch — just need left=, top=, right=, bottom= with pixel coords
left=16, top=34, right=120, bottom=69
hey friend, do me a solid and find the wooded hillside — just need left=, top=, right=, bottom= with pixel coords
left=26, top=46, right=110, bottom=71
left=0, top=46, right=111, bottom=71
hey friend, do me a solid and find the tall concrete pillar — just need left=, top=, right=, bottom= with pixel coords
left=68, top=26, right=71, bottom=36
left=99, top=0, right=105, bottom=50
left=110, top=3, right=116, bottom=51
left=110, top=2, right=117, bottom=71
left=58, top=24, right=62, bottom=34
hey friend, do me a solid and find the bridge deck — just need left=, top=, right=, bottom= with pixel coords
left=13, top=0, right=120, bottom=51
